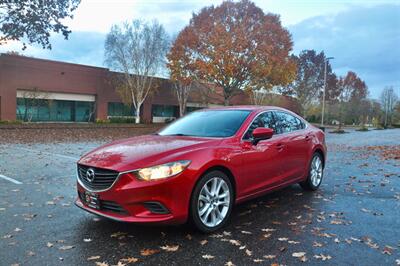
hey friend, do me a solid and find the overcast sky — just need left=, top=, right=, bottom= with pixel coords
left=1, top=0, right=399, bottom=99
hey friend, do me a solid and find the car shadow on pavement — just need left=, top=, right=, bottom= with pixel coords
left=74, top=184, right=316, bottom=238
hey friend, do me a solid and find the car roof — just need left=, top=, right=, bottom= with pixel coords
left=204, top=105, right=288, bottom=112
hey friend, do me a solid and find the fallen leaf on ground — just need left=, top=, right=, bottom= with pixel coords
left=46, top=242, right=53, bottom=248
left=262, top=233, right=272, bottom=239
left=314, top=254, right=332, bottom=261
left=87, top=256, right=101, bottom=261
left=160, top=245, right=179, bottom=252
left=229, top=239, right=241, bottom=246
left=120, top=257, right=139, bottom=263
left=95, top=262, right=109, bottom=266
left=200, top=239, right=208, bottom=245
left=58, top=245, right=74, bottom=250
left=245, top=249, right=252, bottom=256
left=140, top=249, right=159, bottom=256
left=292, top=252, right=306, bottom=261
left=261, top=228, right=276, bottom=232
left=111, top=232, right=127, bottom=238
left=202, top=254, right=215, bottom=259
left=382, top=246, right=393, bottom=255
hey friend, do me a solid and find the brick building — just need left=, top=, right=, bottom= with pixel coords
left=0, top=54, right=300, bottom=123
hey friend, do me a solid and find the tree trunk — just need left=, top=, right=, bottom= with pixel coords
left=384, top=106, right=388, bottom=128
left=179, top=104, right=185, bottom=117
left=135, top=103, right=142, bottom=124
left=338, top=102, right=344, bottom=130
left=224, top=97, right=230, bottom=106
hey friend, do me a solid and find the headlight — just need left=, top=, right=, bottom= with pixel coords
left=136, top=160, right=191, bottom=181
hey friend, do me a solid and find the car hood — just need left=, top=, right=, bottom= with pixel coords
left=78, top=134, right=222, bottom=172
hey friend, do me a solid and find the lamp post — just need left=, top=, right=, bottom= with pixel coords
left=321, top=56, right=334, bottom=127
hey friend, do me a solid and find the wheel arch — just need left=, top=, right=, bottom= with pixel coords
left=189, top=164, right=237, bottom=214
left=201, top=165, right=237, bottom=199
left=313, top=147, right=325, bottom=167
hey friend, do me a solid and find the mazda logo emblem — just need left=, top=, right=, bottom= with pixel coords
left=86, top=168, right=95, bottom=182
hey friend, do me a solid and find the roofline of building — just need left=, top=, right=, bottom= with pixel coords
left=0, top=53, right=172, bottom=81
left=0, top=53, right=109, bottom=71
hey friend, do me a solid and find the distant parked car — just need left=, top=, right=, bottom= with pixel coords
left=75, top=106, right=327, bottom=232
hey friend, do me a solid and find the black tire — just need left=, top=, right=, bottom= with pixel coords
left=190, top=170, right=234, bottom=233
left=300, top=152, right=324, bottom=191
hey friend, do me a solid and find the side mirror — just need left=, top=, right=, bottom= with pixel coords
left=252, top=127, right=274, bottom=145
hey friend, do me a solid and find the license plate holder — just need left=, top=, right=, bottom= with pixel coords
left=84, top=191, right=100, bottom=210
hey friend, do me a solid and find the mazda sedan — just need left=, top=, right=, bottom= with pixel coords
left=75, top=106, right=326, bottom=232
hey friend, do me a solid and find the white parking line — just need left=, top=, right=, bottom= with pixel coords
left=14, top=147, right=79, bottom=161
left=0, top=174, right=23, bottom=185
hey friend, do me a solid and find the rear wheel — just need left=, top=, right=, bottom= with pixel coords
left=190, top=170, right=234, bottom=233
left=300, top=152, right=324, bottom=191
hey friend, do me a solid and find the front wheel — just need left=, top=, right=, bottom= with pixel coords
left=190, top=170, right=234, bottom=233
left=300, top=152, right=324, bottom=191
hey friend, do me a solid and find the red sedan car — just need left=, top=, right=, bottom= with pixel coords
left=75, top=106, right=326, bottom=232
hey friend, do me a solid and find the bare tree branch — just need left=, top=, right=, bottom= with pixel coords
left=104, top=20, right=170, bottom=123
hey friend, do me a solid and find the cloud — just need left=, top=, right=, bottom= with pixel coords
left=289, top=4, right=400, bottom=98
left=0, top=31, right=106, bottom=67
left=1, top=2, right=398, bottom=99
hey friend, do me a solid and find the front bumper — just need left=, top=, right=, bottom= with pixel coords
left=75, top=171, right=194, bottom=224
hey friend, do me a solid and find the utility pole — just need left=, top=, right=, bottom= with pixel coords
left=321, top=56, right=334, bottom=127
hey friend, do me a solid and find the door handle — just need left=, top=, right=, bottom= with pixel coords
left=305, top=135, right=311, bottom=141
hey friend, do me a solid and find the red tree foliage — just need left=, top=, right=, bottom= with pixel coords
left=168, top=0, right=296, bottom=105
left=338, top=71, right=368, bottom=102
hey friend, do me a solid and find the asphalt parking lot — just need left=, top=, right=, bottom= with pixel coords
left=0, top=128, right=399, bottom=266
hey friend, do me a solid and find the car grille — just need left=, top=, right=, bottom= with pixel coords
left=78, top=191, right=128, bottom=215
left=77, top=164, right=119, bottom=191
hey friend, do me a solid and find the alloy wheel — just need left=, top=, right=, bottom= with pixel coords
left=310, top=155, right=323, bottom=187
left=197, top=177, right=230, bottom=227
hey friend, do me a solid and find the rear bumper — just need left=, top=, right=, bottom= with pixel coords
left=75, top=171, right=195, bottom=225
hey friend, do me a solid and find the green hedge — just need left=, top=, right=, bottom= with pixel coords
left=0, top=120, right=23, bottom=124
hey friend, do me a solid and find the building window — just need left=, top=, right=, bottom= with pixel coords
left=152, top=105, right=178, bottom=118
left=107, top=102, right=135, bottom=117
left=186, top=106, right=203, bottom=113
left=16, top=98, right=94, bottom=122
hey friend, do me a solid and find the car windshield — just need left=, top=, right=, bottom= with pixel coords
left=159, top=110, right=251, bottom=138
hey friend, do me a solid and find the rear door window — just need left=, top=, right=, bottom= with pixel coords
left=273, top=111, right=304, bottom=134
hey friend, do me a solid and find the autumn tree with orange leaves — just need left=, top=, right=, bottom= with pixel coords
left=336, top=71, right=368, bottom=128
left=168, top=0, right=296, bottom=105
